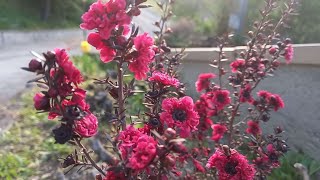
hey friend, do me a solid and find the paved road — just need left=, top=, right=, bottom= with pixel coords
left=0, top=9, right=159, bottom=104
left=0, top=9, right=159, bottom=133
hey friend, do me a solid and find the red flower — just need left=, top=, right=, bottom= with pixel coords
left=246, top=120, right=262, bottom=136
left=149, top=71, right=180, bottom=88
left=87, top=33, right=116, bottom=63
left=160, top=96, right=199, bottom=138
left=268, top=94, right=285, bottom=111
left=118, top=125, right=143, bottom=146
left=33, top=93, right=50, bottom=111
left=211, top=90, right=231, bottom=110
left=211, top=124, right=227, bottom=142
left=73, top=113, right=98, bottom=138
left=257, top=90, right=285, bottom=111
left=129, top=33, right=155, bottom=80
left=195, top=94, right=216, bottom=118
left=100, top=46, right=117, bottom=63
left=192, top=158, right=206, bottom=173
left=230, top=59, right=245, bottom=73
left=118, top=125, right=143, bottom=160
left=239, top=84, right=254, bottom=103
left=127, top=134, right=157, bottom=170
left=80, top=0, right=130, bottom=39
left=257, top=90, right=271, bottom=99
left=206, top=148, right=256, bottom=180
left=54, top=48, right=83, bottom=85
left=103, top=171, right=126, bottom=180
left=284, top=44, right=294, bottom=64
left=195, top=73, right=216, bottom=92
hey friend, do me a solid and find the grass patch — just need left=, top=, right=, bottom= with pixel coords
left=0, top=91, right=71, bottom=179
left=268, top=151, right=320, bottom=180
left=0, top=0, right=85, bottom=30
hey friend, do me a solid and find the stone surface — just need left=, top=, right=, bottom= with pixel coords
left=180, top=60, right=320, bottom=160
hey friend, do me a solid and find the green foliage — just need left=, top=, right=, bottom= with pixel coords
left=268, top=151, right=320, bottom=180
left=285, top=0, right=320, bottom=43
left=170, top=0, right=320, bottom=46
left=0, top=0, right=91, bottom=29
left=73, top=54, right=146, bottom=116
left=0, top=91, right=71, bottom=179
left=245, top=0, right=320, bottom=44
left=73, top=54, right=109, bottom=77
left=0, top=153, right=32, bottom=180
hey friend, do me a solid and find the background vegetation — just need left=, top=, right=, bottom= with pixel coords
left=0, top=0, right=95, bottom=29
left=167, top=0, right=320, bottom=46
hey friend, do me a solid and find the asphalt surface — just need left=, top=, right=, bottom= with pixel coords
left=0, top=9, right=159, bottom=132
left=0, top=9, right=159, bottom=104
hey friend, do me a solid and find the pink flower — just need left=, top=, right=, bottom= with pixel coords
left=73, top=113, right=98, bottom=138
left=210, top=90, right=231, bottom=110
left=246, top=120, right=262, bottom=136
left=118, top=125, right=143, bottom=147
left=80, top=0, right=130, bottom=40
left=103, top=171, right=126, bottom=180
left=33, top=93, right=50, bottom=111
left=211, top=124, right=227, bottom=142
left=257, top=90, right=271, bottom=99
left=284, top=44, right=294, bottom=64
left=69, top=88, right=90, bottom=111
left=54, top=48, right=83, bottom=85
left=192, top=158, right=206, bottom=173
left=206, top=148, right=256, bottom=180
left=160, top=96, right=199, bottom=138
left=87, top=33, right=116, bottom=63
left=118, top=126, right=143, bottom=160
left=230, top=59, right=245, bottom=73
left=149, top=71, right=180, bottom=87
left=268, top=93, right=285, bottom=111
left=195, top=73, right=216, bottom=92
left=100, top=46, right=116, bottom=63
left=127, top=134, right=157, bottom=170
left=129, top=33, right=155, bottom=80
left=257, top=90, right=285, bottom=111
left=106, top=0, right=126, bottom=13
left=239, top=84, right=254, bottom=103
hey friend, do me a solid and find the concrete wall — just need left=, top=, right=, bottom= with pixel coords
left=179, top=45, right=320, bottom=160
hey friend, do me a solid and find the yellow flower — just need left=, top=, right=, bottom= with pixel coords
left=81, top=41, right=91, bottom=53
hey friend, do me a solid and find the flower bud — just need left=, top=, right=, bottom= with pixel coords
left=28, top=59, right=42, bottom=72
left=48, top=88, right=58, bottom=98
left=33, top=93, right=50, bottom=111
left=172, top=142, right=187, bottom=154
left=52, top=124, right=73, bottom=144
left=248, top=31, right=254, bottom=38
left=73, top=113, right=98, bottom=138
left=269, top=47, right=277, bottom=55
left=285, top=38, right=292, bottom=44
left=128, top=7, right=141, bottom=16
left=164, top=128, right=176, bottom=139
left=164, top=155, right=175, bottom=168
left=274, top=126, right=283, bottom=134
left=272, top=60, right=280, bottom=67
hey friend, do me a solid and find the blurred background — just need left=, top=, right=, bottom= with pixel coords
left=0, top=0, right=320, bottom=179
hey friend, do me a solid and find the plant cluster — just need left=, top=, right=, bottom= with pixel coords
left=22, top=0, right=298, bottom=179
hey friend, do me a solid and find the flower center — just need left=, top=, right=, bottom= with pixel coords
left=172, top=109, right=187, bottom=122
left=217, top=94, right=225, bottom=103
left=224, top=161, right=238, bottom=175
left=243, top=90, right=251, bottom=98
left=149, top=118, right=160, bottom=127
